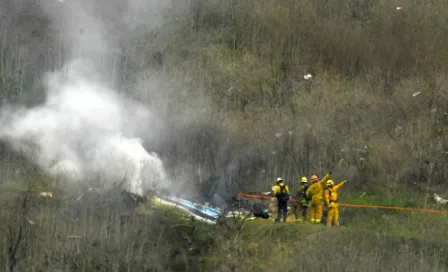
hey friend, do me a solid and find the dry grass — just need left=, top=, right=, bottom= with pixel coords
left=1, top=189, right=447, bottom=272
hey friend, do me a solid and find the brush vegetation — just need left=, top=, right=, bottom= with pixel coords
left=1, top=0, right=448, bottom=271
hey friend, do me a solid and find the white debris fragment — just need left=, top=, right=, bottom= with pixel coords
left=434, top=193, right=448, bottom=205
left=288, top=131, right=292, bottom=135
left=28, top=220, right=35, bottom=225
left=275, top=132, right=282, bottom=138
left=40, top=192, right=53, bottom=198
left=304, top=74, right=312, bottom=79
left=413, top=91, right=421, bottom=97
left=396, top=7, right=403, bottom=10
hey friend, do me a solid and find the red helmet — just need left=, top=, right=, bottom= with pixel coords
left=311, top=175, right=318, bottom=183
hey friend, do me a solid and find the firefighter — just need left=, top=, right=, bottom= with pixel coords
left=293, top=176, right=310, bottom=222
left=272, top=177, right=290, bottom=223
left=305, top=171, right=332, bottom=224
left=324, top=179, right=347, bottom=227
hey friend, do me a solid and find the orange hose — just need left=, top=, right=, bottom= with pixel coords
left=238, top=192, right=448, bottom=215
left=338, top=203, right=448, bottom=215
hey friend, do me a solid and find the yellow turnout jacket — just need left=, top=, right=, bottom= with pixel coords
left=324, top=181, right=346, bottom=205
left=305, top=173, right=331, bottom=201
left=273, top=182, right=290, bottom=196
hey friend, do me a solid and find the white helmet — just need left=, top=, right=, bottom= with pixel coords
left=277, top=177, right=283, bottom=182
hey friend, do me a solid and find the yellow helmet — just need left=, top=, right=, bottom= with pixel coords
left=326, top=180, right=334, bottom=186
left=300, top=176, right=308, bottom=183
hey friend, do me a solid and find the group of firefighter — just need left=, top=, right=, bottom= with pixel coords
left=272, top=171, right=347, bottom=226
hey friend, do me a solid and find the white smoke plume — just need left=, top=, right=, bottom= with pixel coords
left=0, top=0, right=174, bottom=196
left=0, top=59, right=168, bottom=196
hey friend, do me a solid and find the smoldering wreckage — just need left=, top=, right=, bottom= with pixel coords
left=47, top=186, right=274, bottom=224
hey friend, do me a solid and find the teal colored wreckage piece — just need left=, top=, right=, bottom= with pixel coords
left=155, top=195, right=223, bottom=224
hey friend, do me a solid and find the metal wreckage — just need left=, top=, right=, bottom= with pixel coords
left=150, top=189, right=286, bottom=224
left=53, top=186, right=273, bottom=223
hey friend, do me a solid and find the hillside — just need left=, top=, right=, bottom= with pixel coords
left=1, top=0, right=447, bottom=196
left=1, top=188, right=447, bottom=271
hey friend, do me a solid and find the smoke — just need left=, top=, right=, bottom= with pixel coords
left=0, top=0, right=175, bottom=196
left=0, top=59, right=168, bottom=195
